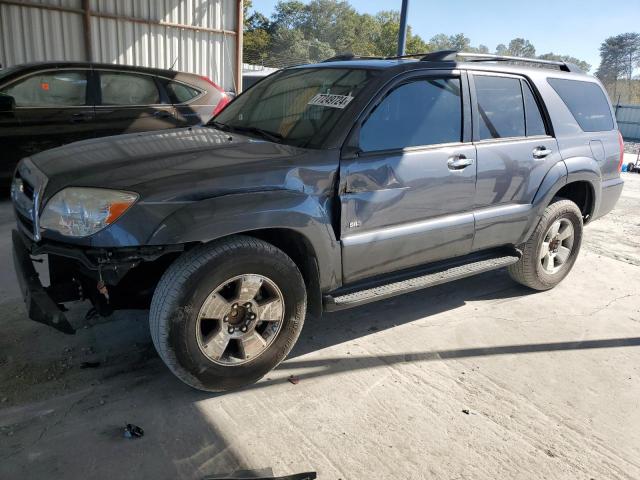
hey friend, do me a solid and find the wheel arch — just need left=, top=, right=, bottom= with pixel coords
left=146, top=190, right=342, bottom=295
left=520, top=157, right=601, bottom=243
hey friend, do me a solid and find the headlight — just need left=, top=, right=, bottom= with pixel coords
left=40, top=187, right=138, bottom=237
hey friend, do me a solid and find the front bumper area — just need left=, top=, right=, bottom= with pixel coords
left=12, top=229, right=75, bottom=334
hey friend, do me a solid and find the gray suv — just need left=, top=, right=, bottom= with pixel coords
left=11, top=51, right=624, bottom=391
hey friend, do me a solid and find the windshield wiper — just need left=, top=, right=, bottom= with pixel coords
left=210, top=122, right=284, bottom=143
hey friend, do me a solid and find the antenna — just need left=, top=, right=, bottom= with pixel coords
left=170, top=56, right=179, bottom=71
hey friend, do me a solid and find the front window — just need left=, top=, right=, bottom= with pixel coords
left=212, top=67, right=375, bottom=148
left=1, top=70, right=88, bottom=107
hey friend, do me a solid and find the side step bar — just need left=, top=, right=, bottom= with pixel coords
left=324, top=251, right=520, bottom=311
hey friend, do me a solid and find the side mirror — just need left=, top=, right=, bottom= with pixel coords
left=0, top=94, right=16, bottom=112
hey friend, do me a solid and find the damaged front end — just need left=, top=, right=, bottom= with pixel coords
left=12, top=229, right=183, bottom=334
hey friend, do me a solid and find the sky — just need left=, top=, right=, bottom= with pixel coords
left=249, top=0, right=640, bottom=72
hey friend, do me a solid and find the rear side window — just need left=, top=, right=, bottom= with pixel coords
left=100, top=72, right=160, bottom=105
left=166, top=81, right=201, bottom=103
left=1, top=71, right=87, bottom=107
left=360, top=77, right=462, bottom=152
left=522, top=81, right=547, bottom=136
left=475, top=75, right=525, bottom=139
left=547, top=78, right=613, bottom=132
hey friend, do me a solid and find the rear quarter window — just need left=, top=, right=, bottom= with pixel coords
left=547, top=78, right=614, bottom=132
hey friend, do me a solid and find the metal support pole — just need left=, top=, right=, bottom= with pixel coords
left=236, top=0, right=244, bottom=94
left=81, top=0, right=93, bottom=62
left=397, top=0, right=409, bottom=57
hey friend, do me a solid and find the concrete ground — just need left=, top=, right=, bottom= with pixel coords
left=1, top=173, right=640, bottom=480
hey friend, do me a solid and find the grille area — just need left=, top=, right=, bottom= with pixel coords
left=11, top=159, right=48, bottom=241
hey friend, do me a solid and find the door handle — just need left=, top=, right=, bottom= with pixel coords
left=447, top=155, right=474, bottom=170
left=532, top=146, right=553, bottom=159
left=153, top=110, right=173, bottom=118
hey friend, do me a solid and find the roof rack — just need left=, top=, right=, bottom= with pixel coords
left=320, top=50, right=583, bottom=74
left=321, top=53, right=384, bottom=62
left=426, top=51, right=583, bottom=73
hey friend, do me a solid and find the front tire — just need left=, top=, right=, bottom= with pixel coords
left=149, top=236, right=306, bottom=392
left=508, top=199, right=583, bottom=291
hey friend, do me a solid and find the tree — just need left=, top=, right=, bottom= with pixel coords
left=428, top=33, right=471, bottom=52
left=506, top=38, right=536, bottom=57
left=596, top=33, right=640, bottom=102
left=244, top=28, right=272, bottom=65
left=243, top=0, right=591, bottom=75
left=495, top=43, right=508, bottom=55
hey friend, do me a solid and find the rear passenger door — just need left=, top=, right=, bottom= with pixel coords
left=94, top=70, right=177, bottom=137
left=340, top=71, right=476, bottom=283
left=469, top=72, right=560, bottom=251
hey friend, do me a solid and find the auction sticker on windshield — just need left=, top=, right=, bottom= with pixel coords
left=308, top=93, right=354, bottom=109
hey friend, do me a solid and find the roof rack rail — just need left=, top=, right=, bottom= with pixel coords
left=321, top=50, right=583, bottom=74
left=432, top=51, right=583, bottom=73
left=321, top=53, right=384, bottom=62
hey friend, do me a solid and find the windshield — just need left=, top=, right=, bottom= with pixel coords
left=211, top=67, right=375, bottom=148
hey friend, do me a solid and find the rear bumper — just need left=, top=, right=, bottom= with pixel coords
left=593, top=177, right=624, bottom=220
left=12, top=230, right=75, bottom=334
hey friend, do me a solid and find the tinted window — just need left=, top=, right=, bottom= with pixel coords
left=475, top=75, right=524, bottom=139
left=214, top=67, right=374, bottom=148
left=522, top=81, right=547, bottom=136
left=360, top=78, right=462, bottom=152
left=167, top=81, right=201, bottom=103
left=100, top=72, right=160, bottom=105
left=1, top=71, right=87, bottom=107
left=548, top=78, right=613, bottom=132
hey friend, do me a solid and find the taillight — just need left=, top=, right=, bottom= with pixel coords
left=618, top=130, right=625, bottom=172
left=212, top=94, right=230, bottom=117
left=198, top=75, right=229, bottom=118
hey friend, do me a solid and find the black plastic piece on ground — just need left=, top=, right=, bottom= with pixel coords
left=11, top=230, right=75, bottom=334
left=123, top=424, right=144, bottom=439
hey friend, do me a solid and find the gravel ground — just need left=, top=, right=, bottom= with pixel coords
left=0, top=174, right=639, bottom=479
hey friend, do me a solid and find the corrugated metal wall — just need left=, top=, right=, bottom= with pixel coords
left=0, top=0, right=239, bottom=91
left=617, top=104, right=640, bottom=141
left=0, top=0, right=85, bottom=65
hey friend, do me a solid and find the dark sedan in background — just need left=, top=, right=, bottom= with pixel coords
left=0, top=62, right=230, bottom=183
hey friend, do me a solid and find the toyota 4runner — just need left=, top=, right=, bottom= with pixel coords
left=11, top=51, right=625, bottom=391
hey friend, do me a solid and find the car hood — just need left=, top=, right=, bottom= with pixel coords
left=31, top=127, right=320, bottom=202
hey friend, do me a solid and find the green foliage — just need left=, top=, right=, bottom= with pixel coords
left=596, top=33, right=640, bottom=103
left=243, top=0, right=592, bottom=74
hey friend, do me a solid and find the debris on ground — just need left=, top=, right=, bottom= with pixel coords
left=462, top=409, right=470, bottom=415
left=123, top=423, right=144, bottom=439
left=288, top=375, right=300, bottom=385
left=80, top=361, right=100, bottom=369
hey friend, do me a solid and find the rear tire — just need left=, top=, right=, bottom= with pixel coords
left=508, top=199, right=583, bottom=291
left=149, top=235, right=306, bottom=392
left=628, top=162, right=635, bottom=173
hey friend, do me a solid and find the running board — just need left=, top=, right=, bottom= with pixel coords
left=324, top=252, right=520, bottom=311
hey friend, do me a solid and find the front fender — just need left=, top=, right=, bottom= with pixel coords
left=147, top=190, right=341, bottom=290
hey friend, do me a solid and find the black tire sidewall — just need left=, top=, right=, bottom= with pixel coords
left=167, top=247, right=305, bottom=391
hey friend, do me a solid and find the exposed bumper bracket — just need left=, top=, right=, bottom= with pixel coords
left=12, top=230, right=75, bottom=335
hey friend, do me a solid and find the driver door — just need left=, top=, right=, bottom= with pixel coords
left=340, top=71, right=476, bottom=283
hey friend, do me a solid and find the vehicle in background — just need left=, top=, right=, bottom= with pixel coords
left=11, top=51, right=624, bottom=392
left=0, top=62, right=229, bottom=183
left=627, top=154, right=640, bottom=173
